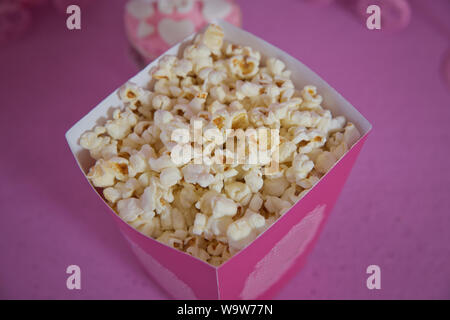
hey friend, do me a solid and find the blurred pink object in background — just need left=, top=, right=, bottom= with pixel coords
left=124, top=0, right=242, bottom=63
left=356, top=0, right=411, bottom=30
left=0, top=1, right=32, bottom=44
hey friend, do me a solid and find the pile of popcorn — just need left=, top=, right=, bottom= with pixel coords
left=79, top=24, right=360, bottom=266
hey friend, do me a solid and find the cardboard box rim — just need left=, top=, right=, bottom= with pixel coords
left=65, top=21, right=372, bottom=273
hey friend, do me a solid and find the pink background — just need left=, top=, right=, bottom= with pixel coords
left=1, top=0, right=449, bottom=299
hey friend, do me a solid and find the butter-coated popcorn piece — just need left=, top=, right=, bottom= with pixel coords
left=103, top=178, right=141, bottom=204
left=297, top=173, right=320, bottom=189
left=118, top=82, right=152, bottom=109
left=301, top=85, right=323, bottom=108
left=183, top=43, right=213, bottom=73
left=343, top=122, right=361, bottom=146
left=226, top=211, right=265, bottom=251
left=160, top=167, right=182, bottom=188
left=182, top=164, right=215, bottom=187
left=262, top=176, right=290, bottom=197
left=160, top=207, right=173, bottom=230
left=193, top=213, right=207, bottom=236
left=226, top=218, right=255, bottom=250
left=195, top=190, right=238, bottom=219
left=151, top=55, right=178, bottom=80
left=140, top=180, right=169, bottom=216
left=87, top=157, right=128, bottom=187
left=152, top=94, right=171, bottom=110
left=117, top=197, right=144, bottom=222
left=228, top=55, right=259, bottom=79
left=315, top=151, right=337, bottom=174
left=244, top=210, right=266, bottom=230
left=157, top=231, right=183, bottom=250
left=281, top=185, right=300, bottom=204
left=178, top=183, right=200, bottom=208
left=154, top=78, right=171, bottom=96
left=173, top=59, right=193, bottom=78
left=244, top=167, right=263, bottom=193
left=330, top=140, right=348, bottom=159
left=242, top=46, right=261, bottom=61
left=224, top=181, right=251, bottom=204
left=202, top=24, right=224, bottom=54
left=249, top=193, right=264, bottom=212
left=148, top=153, right=176, bottom=172
left=105, top=108, right=139, bottom=140
left=79, top=126, right=107, bottom=151
left=103, top=186, right=122, bottom=204
left=235, top=80, right=261, bottom=100
left=209, top=85, right=227, bottom=103
left=266, top=57, right=286, bottom=76
left=285, top=153, right=314, bottom=184
left=208, top=70, right=227, bottom=86
left=264, top=196, right=292, bottom=215
left=207, top=241, right=226, bottom=256
left=204, top=216, right=233, bottom=240
left=316, top=112, right=346, bottom=135
left=278, top=140, right=297, bottom=163
left=212, top=195, right=238, bottom=219
left=129, top=216, right=161, bottom=238
left=128, top=144, right=154, bottom=177
left=186, top=246, right=210, bottom=262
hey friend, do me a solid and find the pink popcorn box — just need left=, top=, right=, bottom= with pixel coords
left=66, top=21, right=372, bottom=300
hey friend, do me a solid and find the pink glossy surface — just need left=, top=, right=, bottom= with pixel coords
left=125, top=0, right=241, bottom=62
left=0, top=0, right=449, bottom=299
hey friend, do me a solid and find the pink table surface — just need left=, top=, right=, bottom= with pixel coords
left=0, top=0, right=449, bottom=299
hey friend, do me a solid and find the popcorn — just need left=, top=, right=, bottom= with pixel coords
left=204, top=216, right=233, bottom=240
left=152, top=94, right=171, bottom=110
left=183, top=43, right=213, bottom=73
left=224, top=182, right=251, bottom=204
left=117, top=198, right=144, bottom=222
left=118, top=82, right=152, bottom=109
left=285, top=154, right=314, bottom=185
left=202, top=24, right=224, bottom=54
left=301, top=85, right=323, bottom=108
left=105, top=108, right=139, bottom=140
left=186, top=246, right=210, bottom=262
left=262, top=176, right=290, bottom=197
left=266, top=58, right=286, bottom=76
left=149, top=152, right=176, bottom=172
left=79, top=24, right=361, bottom=267
left=182, top=164, right=215, bottom=187
left=213, top=195, right=239, bottom=219
left=315, top=151, right=337, bottom=174
left=103, top=178, right=142, bottom=204
left=227, top=211, right=265, bottom=251
left=160, top=167, right=182, bottom=188
left=264, top=196, right=291, bottom=215
left=249, top=193, right=264, bottom=212
left=244, top=168, right=263, bottom=193
left=87, top=157, right=129, bottom=187
left=128, top=144, right=154, bottom=177
left=228, top=55, right=259, bottom=79
left=235, top=80, right=261, bottom=100
left=129, top=216, right=162, bottom=238
left=343, top=122, right=361, bottom=146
